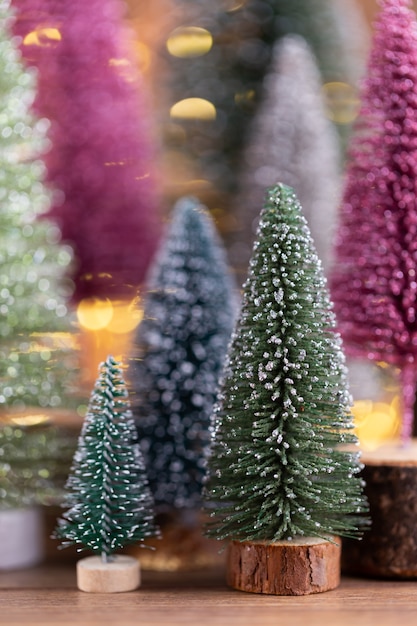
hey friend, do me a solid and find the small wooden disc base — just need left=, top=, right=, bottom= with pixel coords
left=227, top=536, right=341, bottom=595
left=343, top=440, right=417, bottom=579
left=76, top=555, right=140, bottom=593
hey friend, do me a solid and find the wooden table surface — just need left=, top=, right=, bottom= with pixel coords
left=1, top=564, right=417, bottom=626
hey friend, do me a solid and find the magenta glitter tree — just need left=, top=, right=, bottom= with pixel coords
left=12, top=0, right=162, bottom=302
left=330, top=0, right=417, bottom=443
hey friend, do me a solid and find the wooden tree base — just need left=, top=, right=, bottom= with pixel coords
left=227, top=536, right=341, bottom=595
left=76, top=555, right=140, bottom=593
left=343, top=440, right=417, bottom=579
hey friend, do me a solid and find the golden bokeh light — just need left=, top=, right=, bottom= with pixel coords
left=234, top=89, right=256, bottom=107
left=77, top=298, right=114, bottom=331
left=166, top=26, right=213, bottom=58
left=132, top=40, right=152, bottom=72
left=352, top=397, right=401, bottom=450
left=105, top=299, right=143, bottom=334
left=23, top=27, right=62, bottom=47
left=170, top=98, right=216, bottom=121
left=10, top=414, right=50, bottom=427
left=323, top=82, right=360, bottom=125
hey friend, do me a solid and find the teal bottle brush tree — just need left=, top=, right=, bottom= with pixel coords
left=54, top=356, right=159, bottom=593
left=204, top=184, right=368, bottom=595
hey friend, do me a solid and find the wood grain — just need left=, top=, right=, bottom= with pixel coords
left=0, top=564, right=416, bottom=625
left=343, top=441, right=417, bottom=578
left=227, top=537, right=340, bottom=595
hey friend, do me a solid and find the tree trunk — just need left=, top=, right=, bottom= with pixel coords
left=227, top=536, right=341, bottom=595
left=343, top=440, right=417, bottom=578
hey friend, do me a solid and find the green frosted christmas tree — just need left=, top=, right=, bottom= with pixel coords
left=55, top=356, right=158, bottom=564
left=130, top=197, right=237, bottom=515
left=204, top=184, right=367, bottom=593
left=0, top=0, right=79, bottom=417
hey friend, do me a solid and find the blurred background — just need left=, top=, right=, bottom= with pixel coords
left=0, top=0, right=411, bottom=568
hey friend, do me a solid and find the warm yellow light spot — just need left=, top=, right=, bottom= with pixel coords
left=25, top=332, right=75, bottom=351
left=10, top=414, right=50, bottom=427
left=132, top=41, right=151, bottom=72
left=323, top=82, right=360, bottom=125
left=106, top=299, right=144, bottom=334
left=234, top=90, right=256, bottom=107
left=170, top=98, right=216, bottom=121
left=77, top=298, right=114, bottom=331
left=224, top=0, right=247, bottom=11
left=166, top=26, right=213, bottom=58
left=23, top=27, right=62, bottom=47
left=352, top=398, right=401, bottom=450
left=184, top=179, right=213, bottom=191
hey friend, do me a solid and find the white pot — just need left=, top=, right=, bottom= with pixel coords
left=0, top=507, right=44, bottom=570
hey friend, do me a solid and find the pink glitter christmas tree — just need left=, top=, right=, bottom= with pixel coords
left=330, top=0, right=417, bottom=442
left=12, top=0, right=162, bottom=302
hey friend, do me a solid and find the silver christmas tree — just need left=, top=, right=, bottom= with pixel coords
left=231, top=35, right=342, bottom=276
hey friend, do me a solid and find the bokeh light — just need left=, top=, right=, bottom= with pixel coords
left=166, top=26, right=213, bottom=58
left=323, top=82, right=360, bottom=125
left=23, top=27, right=62, bottom=47
left=170, top=98, right=216, bottom=120
left=77, top=298, right=114, bottom=331
left=352, top=397, right=401, bottom=450
left=105, top=299, right=143, bottom=334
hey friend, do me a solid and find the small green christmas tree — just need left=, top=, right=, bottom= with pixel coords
left=130, top=196, right=236, bottom=513
left=205, top=183, right=368, bottom=544
left=55, top=356, right=158, bottom=561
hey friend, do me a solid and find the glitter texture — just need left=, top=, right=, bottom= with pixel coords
left=0, top=0, right=80, bottom=415
left=129, top=197, right=237, bottom=512
left=205, top=184, right=368, bottom=543
left=54, top=356, right=158, bottom=559
left=330, top=0, right=417, bottom=442
left=13, top=0, right=162, bottom=301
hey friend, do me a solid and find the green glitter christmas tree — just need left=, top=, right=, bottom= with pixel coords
left=0, top=0, right=79, bottom=417
left=55, top=356, right=158, bottom=561
left=205, top=183, right=368, bottom=543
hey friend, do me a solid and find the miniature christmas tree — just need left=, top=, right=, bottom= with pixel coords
left=232, top=35, right=342, bottom=276
left=205, top=184, right=368, bottom=595
left=330, top=0, right=417, bottom=581
left=55, top=356, right=158, bottom=592
left=130, top=197, right=237, bottom=517
left=13, top=0, right=162, bottom=301
left=330, top=0, right=417, bottom=443
left=0, top=0, right=80, bottom=417
left=161, top=0, right=368, bottom=210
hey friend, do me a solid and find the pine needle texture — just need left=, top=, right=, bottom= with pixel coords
left=55, top=356, right=158, bottom=557
left=130, top=197, right=237, bottom=511
left=205, top=184, right=368, bottom=542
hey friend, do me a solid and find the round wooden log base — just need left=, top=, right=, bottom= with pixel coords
left=76, top=555, right=141, bottom=593
left=342, top=440, right=417, bottom=579
left=227, top=536, right=341, bottom=595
